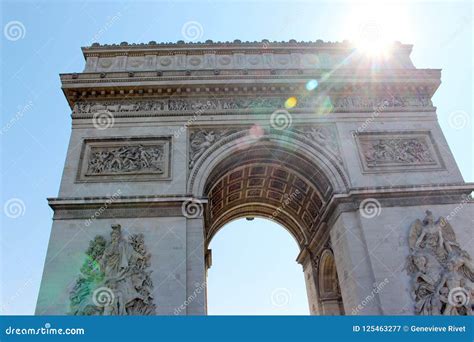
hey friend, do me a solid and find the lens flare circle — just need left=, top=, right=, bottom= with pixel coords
left=306, top=79, right=318, bottom=91
left=284, top=96, right=298, bottom=109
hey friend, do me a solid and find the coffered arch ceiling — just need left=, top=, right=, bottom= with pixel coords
left=202, top=138, right=342, bottom=249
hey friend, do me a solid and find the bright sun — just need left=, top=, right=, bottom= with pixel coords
left=345, top=1, right=412, bottom=58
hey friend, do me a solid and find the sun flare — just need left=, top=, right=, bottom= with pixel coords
left=345, top=1, right=412, bottom=58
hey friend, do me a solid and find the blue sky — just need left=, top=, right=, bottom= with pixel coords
left=1, top=0, right=472, bottom=315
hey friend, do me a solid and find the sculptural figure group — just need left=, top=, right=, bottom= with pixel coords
left=407, top=210, right=473, bottom=315
left=87, top=145, right=164, bottom=175
left=70, top=224, right=156, bottom=315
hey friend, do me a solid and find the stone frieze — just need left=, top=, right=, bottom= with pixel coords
left=73, top=95, right=432, bottom=116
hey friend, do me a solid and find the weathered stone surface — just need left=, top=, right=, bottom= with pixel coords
left=36, top=40, right=474, bottom=316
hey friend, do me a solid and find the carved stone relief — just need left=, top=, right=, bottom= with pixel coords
left=73, top=94, right=432, bottom=116
left=78, top=137, right=171, bottom=182
left=330, top=95, right=432, bottom=110
left=188, top=125, right=343, bottom=171
left=406, top=211, right=473, bottom=315
left=356, top=131, right=444, bottom=172
left=296, top=125, right=342, bottom=163
left=70, top=224, right=156, bottom=315
left=189, top=129, right=241, bottom=169
left=86, top=49, right=414, bottom=72
left=87, top=145, right=165, bottom=175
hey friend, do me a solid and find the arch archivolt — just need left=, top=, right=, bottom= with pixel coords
left=206, top=202, right=307, bottom=247
left=316, top=248, right=344, bottom=315
left=187, top=125, right=350, bottom=249
left=318, top=249, right=341, bottom=299
left=188, top=126, right=350, bottom=196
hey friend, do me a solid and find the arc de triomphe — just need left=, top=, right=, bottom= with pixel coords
left=36, top=40, right=473, bottom=316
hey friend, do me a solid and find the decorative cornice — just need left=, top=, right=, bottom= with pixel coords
left=48, top=195, right=207, bottom=209
left=60, top=70, right=440, bottom=110
left=321, top=183, right=474, bottom=231
left=81, top=39, right=412, bottom=57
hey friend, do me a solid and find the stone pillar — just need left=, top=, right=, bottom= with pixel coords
left=329, top=212, right=383, bottom=315
left=320, top=299, right=344, bottom=315
left=185, top=217, right=206, bottom=315
left=300, top=254, right=321, bottom=315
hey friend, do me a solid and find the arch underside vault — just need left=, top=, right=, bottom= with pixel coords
left=199, top=132, right=345, bottom=248
left=198, top=131, right=348, bottom=315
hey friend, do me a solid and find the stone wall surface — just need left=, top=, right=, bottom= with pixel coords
left=36, top=41, right=473, bottom=316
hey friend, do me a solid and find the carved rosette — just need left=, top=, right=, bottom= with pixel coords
left=69, top=224, right=156, bottom=315
left=406, top=211, right=473, bottom=315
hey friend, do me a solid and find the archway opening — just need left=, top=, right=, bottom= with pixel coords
left=207, top=217, right=310, bottom=315
left=318, top=250, right=344, bottom=315
left=194, top=131, right=347, bottom=314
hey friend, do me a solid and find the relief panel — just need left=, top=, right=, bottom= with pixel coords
left=77, top=137, right=172, bottom=182
left=355, top=131, right=444, bottom=173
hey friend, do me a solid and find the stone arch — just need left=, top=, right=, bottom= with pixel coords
left=188, top=128, right=350, bottom=248
left=318, top=249, right=344, bottom=315
left=189, top=128, right=349, bottom=198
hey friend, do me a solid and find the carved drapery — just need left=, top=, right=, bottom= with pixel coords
left=406, top=211, right=473, bottom=315
left=70, top=224, right=156, bottom=315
